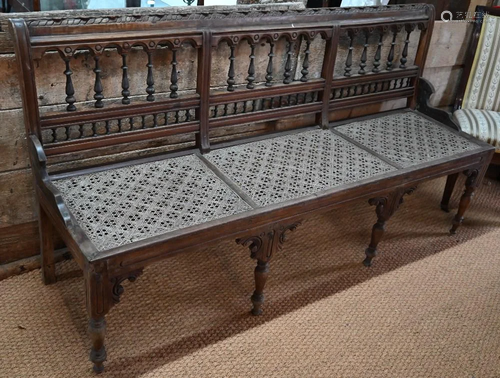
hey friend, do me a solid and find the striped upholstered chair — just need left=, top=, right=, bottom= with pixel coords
left=454, top=6, right=500, bottom=160
left=439, top=6, right=500, bottom=212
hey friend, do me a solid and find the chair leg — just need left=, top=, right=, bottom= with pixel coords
left=450, top=170, right=479, bottom=235
left=441, top=173, right=459, bottom=213
left=39, top=204, right=56, bottom=285
left=364, top=187, right=416, bottom=267
left=251, top=259, right=269, bottom=316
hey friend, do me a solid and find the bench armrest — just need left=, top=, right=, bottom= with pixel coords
left=416, top=78, right=461, bottom=131
left=28, top=135, right=73, bottom=227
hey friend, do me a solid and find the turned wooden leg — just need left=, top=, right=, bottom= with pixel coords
left=86, top=263, right=112, bottom=374
left=441, top=173, right=459, bottom=213
left=450, top=170, right=479, bottom=235
left=251, top=260, right=270, bottom=316
left=364, top=186, right=416, bottom=267
left=89, top=317, right=107, bottom=374
left=364, top=217, right=386, bottom=267
left=237, top=222, right=301, bottom=316
left=39, top=204, right=56, bottom=285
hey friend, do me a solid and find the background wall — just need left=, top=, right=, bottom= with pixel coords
left=0, top=1, right=490, bottom=276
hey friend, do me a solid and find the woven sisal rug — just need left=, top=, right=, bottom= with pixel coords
left=0, top=176, right=499, bottom=377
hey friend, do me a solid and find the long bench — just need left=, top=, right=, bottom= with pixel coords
left=9, top=4, right=495, bottom=373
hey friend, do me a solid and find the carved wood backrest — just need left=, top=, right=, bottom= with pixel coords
left=9, top=4, right=435, bottom=166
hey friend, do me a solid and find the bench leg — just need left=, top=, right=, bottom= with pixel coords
left=237, top=222, right=301, bottom=316
left=251, top=259, right=269, bottom=316
left=89, top=317, right=107, bottom=374
left=450, top=169, right=479, bottom=235
left=39, top=204, right=57, bottom=285
left=86, top=263, right=112, bottom=374
left=441, top=173, right=459, bottom=212
left=364, top=187, right=416, bottom=267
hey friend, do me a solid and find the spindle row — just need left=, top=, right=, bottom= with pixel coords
left=41, top=108, right=196, bottom=144
left=210, top=91, right=319, bottom=118
left=224, top=36, right=315, bottom=92
left=342, top=24, right=418, bottom=78
left=331, top=77, right=412, bottom=100
left=62, top=48, right=182, bottom=112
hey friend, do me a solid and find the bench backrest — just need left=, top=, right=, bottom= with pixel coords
left=455, top=6, right=500, bottom=112
left=10, top=4, right=435, bottom=166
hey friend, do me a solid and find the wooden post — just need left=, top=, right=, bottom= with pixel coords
left=196, top=30, right=212, bottom=153
left=317, top=24, right=339, bottom=129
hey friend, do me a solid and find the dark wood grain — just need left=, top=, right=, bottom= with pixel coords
left=450, top=169, right=479, bottom=235
left=317, top=24, right=339, bottom=128
left=440, top=172, right=459, bottom=213
left=196, top=31, right=213, bottom=153
left=39, top=203, right=56, bottom=285
left=0, top=221, right=63, bottom=266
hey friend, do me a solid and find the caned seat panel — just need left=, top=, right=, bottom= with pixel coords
left=204, top=129, right=396, bottom=207
left=54, top=155, right=252, bottom=251
left=335, top=112, right=480, bottom=168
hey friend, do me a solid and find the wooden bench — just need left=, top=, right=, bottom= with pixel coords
left=9, top=4, right=495, bottom=373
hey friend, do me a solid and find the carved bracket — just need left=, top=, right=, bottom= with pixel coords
left=236, top=221, right=301, bottom=262
left=369, top=186, right=417, bottom=222
left=464, top=168, right=479, bottom=188
left=364, top=186, right=416, bottom=266
left=110, top=269, right=144, bottom=304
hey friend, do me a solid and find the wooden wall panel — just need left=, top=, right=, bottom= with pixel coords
left=0, top=221, right=40, bottom=265
left=390, top=0, right=471, bottom=19
left=422, top=66, right=464, bottom=108
left=0, top=54, right=22, bottom=111
left=421, top=21, right=473, bottom=108
left=0, top=169, right=37, bottom=229
left=0, top=109, right=30, bottom=171
left=424, top=22, right=472, bottom=69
